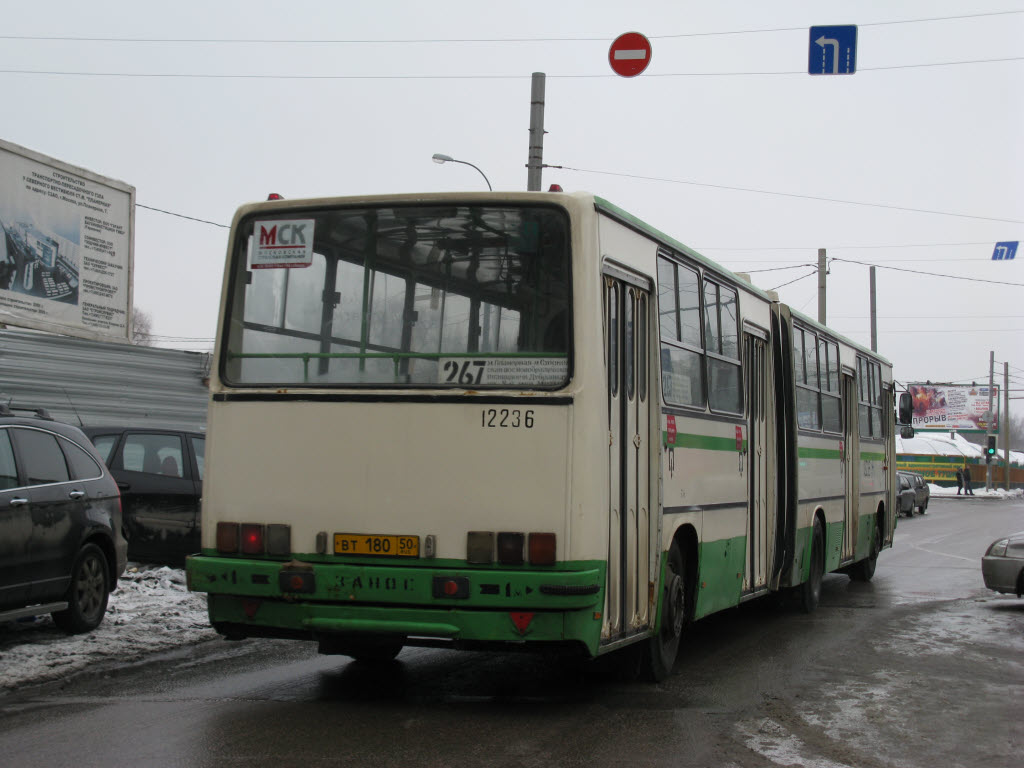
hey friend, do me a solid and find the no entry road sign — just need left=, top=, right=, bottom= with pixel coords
left=609, top=32, right=652, bottom=77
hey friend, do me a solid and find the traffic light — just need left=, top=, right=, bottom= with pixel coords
left=985, top=435, right=997, bottom=464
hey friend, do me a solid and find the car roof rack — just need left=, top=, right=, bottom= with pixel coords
left=0, top=404, right=55, bottom=421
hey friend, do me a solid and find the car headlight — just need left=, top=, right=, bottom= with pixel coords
left=987, top=539, right=1009, bottom=557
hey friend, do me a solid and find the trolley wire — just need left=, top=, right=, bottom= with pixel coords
left=2, top=10, right=1018, bottom=44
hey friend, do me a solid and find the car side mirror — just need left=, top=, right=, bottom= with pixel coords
left=897, top=392, right=913, bottom=425
left=900, top=425, right=915, bottom=439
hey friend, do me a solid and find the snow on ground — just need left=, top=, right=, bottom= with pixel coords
left=928, top=485, right=1023, bottom=500
left=0, top=564, right=217, bottom=693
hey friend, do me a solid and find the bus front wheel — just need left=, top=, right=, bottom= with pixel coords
left=645, top=542, right=686, bottom=681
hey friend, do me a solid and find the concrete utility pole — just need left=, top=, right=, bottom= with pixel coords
left=869, top=266, right=877, bottom=352
left=986, top=350, right=995, bottom=491
left=1004, top=361, right=1011, bottom=491
left=526, top=72, right=546, bottom=191
left=817, top=248, right=827, bottom=324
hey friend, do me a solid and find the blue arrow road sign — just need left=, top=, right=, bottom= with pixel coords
left=809, top=26, right=857, bottom=75
left=992, top=241, right=1018, bottom=260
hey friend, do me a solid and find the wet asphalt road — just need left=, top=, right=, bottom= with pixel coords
left=1, top=497, right=1021, bottom=767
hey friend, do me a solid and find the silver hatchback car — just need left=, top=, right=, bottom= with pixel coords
left=982, top=531, right=1024, bottom=597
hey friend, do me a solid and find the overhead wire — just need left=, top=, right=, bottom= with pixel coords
left=769, top=270, right=818, bottom=292
left=3, top=56, right=1020, bottom=81
left=830, top=257, right=1024, bottom=287
left=2, top=10, right=1018, bottom=44
left=545, top=165, right=1022, bottom=225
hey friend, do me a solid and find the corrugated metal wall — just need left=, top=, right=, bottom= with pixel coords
left=0, top=328, right=209, bottom=431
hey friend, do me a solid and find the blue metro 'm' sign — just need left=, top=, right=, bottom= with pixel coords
left=809, top=26, right=857, bottom=75
left=992, top=241, right=1018, bottom=261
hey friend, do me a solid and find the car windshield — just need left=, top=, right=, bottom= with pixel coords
left=221, top=204, right=571, bottom=389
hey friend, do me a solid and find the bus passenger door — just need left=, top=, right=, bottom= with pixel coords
left=841, top=372, right=860, bottom=562
left=743, top=332, right=772, bottom=592
left=603, top=273, right=652, bottom=640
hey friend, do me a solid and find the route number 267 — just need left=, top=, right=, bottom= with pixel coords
left=443, top=360, right=485, bottom=385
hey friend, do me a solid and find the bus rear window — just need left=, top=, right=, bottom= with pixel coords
left=221, top=204, right=571, bottom=388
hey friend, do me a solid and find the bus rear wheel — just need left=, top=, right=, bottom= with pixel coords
left=799, top=519, right=824, bottom=613
left=849, top=524, right=881, bottom=583
left=644, top=542, right=686, bottom=681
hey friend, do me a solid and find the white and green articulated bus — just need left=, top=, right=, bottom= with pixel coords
left=186, top=191, right=911, bottom=680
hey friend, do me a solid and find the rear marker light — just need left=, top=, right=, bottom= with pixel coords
left=241, top=524, right=265, bottom=555
left=528, top=532, right=556, bottom=565
left=497, top=532, right=525, bottom=565
left=467, top=531, right=494, bottom=564
left=217, top=522, right=239, bottom=554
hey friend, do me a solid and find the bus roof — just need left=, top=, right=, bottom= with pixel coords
left=593, top=196, right=891, bottom=367
left=593, top=196, right=777, bottom=303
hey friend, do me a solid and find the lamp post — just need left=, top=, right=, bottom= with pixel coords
left=431, top=153, right=492, bottom=191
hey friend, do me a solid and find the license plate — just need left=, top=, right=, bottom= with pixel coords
left=334, top=533, right=419, bottom=557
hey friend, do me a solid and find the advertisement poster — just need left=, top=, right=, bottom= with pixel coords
left=907, top=382, right=1000, bottom=432
left=0, top=139, right=134, bottom=342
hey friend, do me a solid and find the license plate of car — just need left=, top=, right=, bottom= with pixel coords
left=334, top=534, right=419, bottom=557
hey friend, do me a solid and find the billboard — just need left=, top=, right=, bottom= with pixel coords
left=907, top=382, right=999, bottom=432
left=0, top=139, right=134, bottom=342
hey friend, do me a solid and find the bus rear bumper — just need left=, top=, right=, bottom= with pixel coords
left=188, top=554, right=606, bottom=655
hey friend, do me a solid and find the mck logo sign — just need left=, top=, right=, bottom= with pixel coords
left=251, top=219, right=315, bottom=269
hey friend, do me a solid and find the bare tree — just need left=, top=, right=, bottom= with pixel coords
left=131, top=306, right=154, bottom=346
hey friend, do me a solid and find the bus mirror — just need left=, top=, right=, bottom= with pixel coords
left=900, top=425, right=915, bottom=440
left=898, top=392, right=913, bottom=425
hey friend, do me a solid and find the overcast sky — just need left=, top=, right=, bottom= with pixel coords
left=2, top=0, right=1021, bottom=397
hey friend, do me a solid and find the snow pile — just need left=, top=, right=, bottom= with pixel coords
left=928, top=484, right=1023, bottom=500
left=0, top=564, right=217, bottom=693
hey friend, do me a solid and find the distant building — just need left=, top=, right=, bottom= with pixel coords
left=897, top=431, right=1023, bottom=488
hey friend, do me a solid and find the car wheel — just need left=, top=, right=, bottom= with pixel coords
left=52, top=543, right=111, bottom=634
left=800, top=519, right=825, bottom=613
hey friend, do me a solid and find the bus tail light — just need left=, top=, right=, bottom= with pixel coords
left=529, top=533, right=556, bottom=565
left=266, top=524, right=291, bottom=556
left=241, top=524, right=265, bottom=555
left=497, top=533, right=524, bottom=565
left=467, top=531, right=494, bottom=564
left=217, top=522, right=239, bottom=554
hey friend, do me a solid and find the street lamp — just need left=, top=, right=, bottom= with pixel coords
left=431, top=153, right=492, bottom=191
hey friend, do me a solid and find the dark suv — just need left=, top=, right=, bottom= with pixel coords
left=0, top=407, right=127, bottom=633
left=83, top=426, right=204, bottom=566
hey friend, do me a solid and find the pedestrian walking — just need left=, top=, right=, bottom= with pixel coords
left=963, top=464, right=974, bottom=495
left=955, top=467, right=964, bottom=495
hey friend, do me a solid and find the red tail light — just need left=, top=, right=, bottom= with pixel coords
left=241, top=524, right=265, bottom=555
